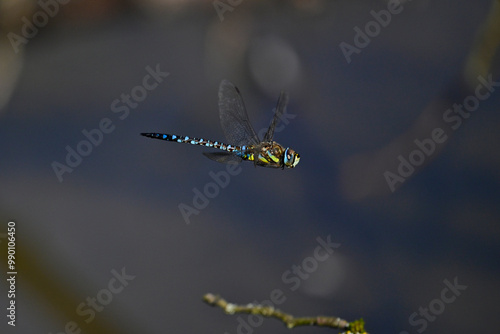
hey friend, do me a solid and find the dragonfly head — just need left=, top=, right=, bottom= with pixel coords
left=283, top=148, right=300, bottom=168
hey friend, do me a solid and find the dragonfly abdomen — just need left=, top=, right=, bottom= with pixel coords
left=140, top=133, right=245, bottom=153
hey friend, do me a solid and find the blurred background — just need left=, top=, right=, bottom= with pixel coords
left=0, top=0, right=499, bottom=333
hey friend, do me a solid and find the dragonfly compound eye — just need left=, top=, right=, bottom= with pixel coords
left=284, top=148, right=300, bottom=168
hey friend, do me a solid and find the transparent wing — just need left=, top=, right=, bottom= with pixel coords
left=263, top=91, right=289, bottom=142
left=218, top=80, right=260, bottom=146
left=203, top=152, right=243, bottom=164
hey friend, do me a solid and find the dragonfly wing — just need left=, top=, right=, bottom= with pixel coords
left=263, top=91, right=289, bottom=142
left=203, top=152, right=243, bottom=164
left=218, top=80, right=260, bottom=146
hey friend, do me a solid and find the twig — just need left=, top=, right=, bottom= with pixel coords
left=202, top=293, right=367, bottom=334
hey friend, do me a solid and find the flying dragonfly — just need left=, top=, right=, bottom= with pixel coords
left=141, top=80, right=300, bottom=169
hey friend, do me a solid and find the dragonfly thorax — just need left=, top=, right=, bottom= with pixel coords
left=244, top=142, right=300, bottom=169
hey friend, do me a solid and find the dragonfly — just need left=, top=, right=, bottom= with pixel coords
left=141, top=80, right=300, bottom=169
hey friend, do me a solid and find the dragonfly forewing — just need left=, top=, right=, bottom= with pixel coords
left=263, top=91, right=289, bottom=143
left=218, top=80, right=260, bottom=146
